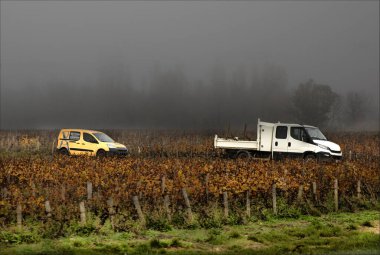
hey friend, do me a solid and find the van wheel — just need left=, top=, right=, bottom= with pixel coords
left=304, top=154, right=316, bottom=162
left=237, top=151, right=251, bottom=159
left=59, top=148, right=69, bottom=156
left=96, top=149, right=106, bottom=158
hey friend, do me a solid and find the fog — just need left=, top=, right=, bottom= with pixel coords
left=1, top=1, right=379, bottom=130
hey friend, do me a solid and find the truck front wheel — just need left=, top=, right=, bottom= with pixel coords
left=96, top=149, right=106, bottom=158
left=304, top=153, right=316, bottom=162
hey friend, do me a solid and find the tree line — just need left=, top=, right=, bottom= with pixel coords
left=2, top=63, right=371, bottom=130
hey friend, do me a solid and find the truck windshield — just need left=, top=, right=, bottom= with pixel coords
left=305, top=127, right=327, bottom=141
left=93, top=133, right=114, bottom=143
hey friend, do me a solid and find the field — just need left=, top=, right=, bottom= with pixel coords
left=0, top=130, right=379, bottom=254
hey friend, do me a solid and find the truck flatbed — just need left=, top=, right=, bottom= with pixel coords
left=214, top=135, right=258, bottom=150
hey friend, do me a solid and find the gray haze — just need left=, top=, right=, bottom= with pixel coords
left=1, top=1, right=379, bottom=130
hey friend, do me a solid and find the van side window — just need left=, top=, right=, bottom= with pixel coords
left=84, top=133, right=98, bottom=144
left=291, top=127, right=306, bottom=141
left=62, top=131, right=69, bottom=139
left=275, top=126, right=287, bottom=139
left=69, top=131, right=80, bottom=141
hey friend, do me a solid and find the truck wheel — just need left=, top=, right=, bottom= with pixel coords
left=59, top=148, right=69, bottom=156
left=96, top=149, right=106, bottom=158
left=237, top=151, right=251, bottom=159
left=304, top=154, right=316, bottom=162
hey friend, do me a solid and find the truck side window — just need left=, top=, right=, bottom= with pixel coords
left=291, top=127, right=301, bottom=140
left=69, top=131, right=80, bottom=141
left=275, top=126, right=287, bottom=139
left=84, top=133, right=98, bottom=144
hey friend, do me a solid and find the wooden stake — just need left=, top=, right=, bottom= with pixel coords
left=45, top=200, right=52, bottom=218
left=79, top=201, right=86, bottom=225
left=87, top=182, right=93, bottom=200
left=246, top=190, right=251, bottom=217
left=161, top=176, right=166, bottom=194
left=61, top=185, right=66, bottom=201
left=297, top=185, right=304, bottom=202
left=164, top=194, right=171, bottom=221
left=223, top=191, right=229, bottom=218
left=357, top=180, right=361, bottom=199
left=312, top=181, right=317, bottom=202
left=334, top=179, right=338, bottom=212
left=205, top=173, right=209, bottom=203
left=16, top=203, right=22, bottom=230
left=132, top=195, right=145, bottom=224
left=107, top=198, right=115, bottom=229
left=272, top=183, right=277, bottom=215
left=181, top=188, right=193, bottom=221
left=31, top=182, right=36, bottom=197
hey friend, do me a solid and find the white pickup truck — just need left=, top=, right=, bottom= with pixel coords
left=214, top=119, right=342, bottom=160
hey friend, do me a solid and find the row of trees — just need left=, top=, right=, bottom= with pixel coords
left=2, top=63, right=372, bottom=130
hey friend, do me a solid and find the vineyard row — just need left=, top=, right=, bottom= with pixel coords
left=0, top=156, right=378, bottom=229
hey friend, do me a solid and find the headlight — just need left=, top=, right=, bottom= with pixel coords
left=318, top=144, right=329, bottom=150
left=107, top=143, right=116, bottom=149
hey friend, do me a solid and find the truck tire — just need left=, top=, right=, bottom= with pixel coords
left=96, top=149, right=106, bottom=158
left=59, top=148, right=69, bottom=156
left=237, top=151, right=251, bottom=159
left=304, top=153, right=316, bottom=162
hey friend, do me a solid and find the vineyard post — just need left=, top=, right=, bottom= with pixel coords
left=51, top=139, right=56, bottom=156
left=272, top=183, right=277, bottom=215
left=87, top=182, right=93, bottom=200
left=107, top=198, right=115, bottom=229
left=45, top=200, right=52, bottom=218
left=161, top=176, right=171, bottom=221
left=246, top=190, right=251, bottom=218
left=181, top=188, right=193, bottom=222
left=357, top=180, right=361, bottom=199
left=16, top=203, right=22, bottom=230
left=132, top=195, right=145, bottom=225
left=297, top=185, right=304, bottom=203
left=31, top=182, right=36, bottom=197
left=79, top=201, right=86, bottom=225
left=61, top=185, right=66, bottom=201
left=164, top=195, right=171, bottom=221
left=161, top=176, right=166, bottom=194
left=205, top=173, right=209, bottom=204
left=349, top=150, right=352, bottom=161
left=223, top=191, right=229, bottom=218
left=334, top=179, right=338, bottom=212
left=312, top=181, right=317, bottom=203
left=1, top=187, right=7, bottom=199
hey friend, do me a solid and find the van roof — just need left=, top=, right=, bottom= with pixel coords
left=60, top=129, right=103, bottom=133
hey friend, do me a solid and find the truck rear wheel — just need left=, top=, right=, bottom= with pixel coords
left=59, top=148, right=69, bottom=156
left=237, top=151, right=251, bottom=159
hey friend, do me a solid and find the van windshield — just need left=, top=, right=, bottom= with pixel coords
left=305, top=127, right=327, bottom=141
left=93, top=133, right=114, bottom=143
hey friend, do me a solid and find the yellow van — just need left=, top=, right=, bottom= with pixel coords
left=56, top=129, right=128, bottom=157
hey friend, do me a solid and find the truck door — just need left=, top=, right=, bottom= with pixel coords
left=258, top=124, right=274, bottom=152
left=272, top=125, right=289, bottom=155
left=288, top=126, right=313, bottom=156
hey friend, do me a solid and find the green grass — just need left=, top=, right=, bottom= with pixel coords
left=1, top=210, right=379, bottom=255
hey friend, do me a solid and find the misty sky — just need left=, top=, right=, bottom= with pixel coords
left=1, top=1, right=379, bottom=129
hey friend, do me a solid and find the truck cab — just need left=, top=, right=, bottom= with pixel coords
left=270, top=123, right=342, bottom=160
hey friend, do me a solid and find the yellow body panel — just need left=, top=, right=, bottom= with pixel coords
left=56, top=129, right=127, bottom=156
